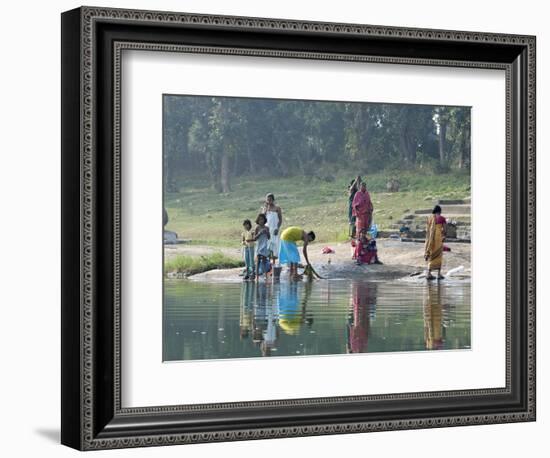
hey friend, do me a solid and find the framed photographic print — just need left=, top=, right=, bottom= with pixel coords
left=61, top=6, right=536, bottom=450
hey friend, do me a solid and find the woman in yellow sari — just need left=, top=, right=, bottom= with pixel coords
left=424, top=205, right=447, bottom=280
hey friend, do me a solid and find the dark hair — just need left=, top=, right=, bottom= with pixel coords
left=255, top=213, right=267, bottom=225
left=307, top=231, right=316, bottom=241
left=243, top=219, right=252, bottom=227
left=266, top=193, right=275, bottom=201
left=432, top=205, right=442, bottom=214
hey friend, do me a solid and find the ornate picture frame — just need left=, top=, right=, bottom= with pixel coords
left=61, top=6, right=535, bottom=450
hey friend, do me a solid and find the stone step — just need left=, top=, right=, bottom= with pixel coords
left=437, top=199, right=466, bottom=205
left=396, top=221, right=471, bottom=229
left=453, top=219, right=471, bottom=226
left=414, top=204, right=471, bottom=215
left=436, top=196, right=471, bottom=205
left=399, top=216, right=471, bottom=226
left=401, top=237, right=471, bottom=244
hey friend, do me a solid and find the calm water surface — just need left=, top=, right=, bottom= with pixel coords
left=163, top=279, right=470, bottom=361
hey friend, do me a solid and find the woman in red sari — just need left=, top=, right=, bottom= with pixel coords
left=352, top=182, right=373, bottom=236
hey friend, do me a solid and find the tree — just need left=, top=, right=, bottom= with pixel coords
left=206, top=98, right=250, bottom=193
left=167, top=94, right=472, bottom=185
left=434, top=107, right=452, bottom=166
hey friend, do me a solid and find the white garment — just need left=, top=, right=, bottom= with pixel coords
left=265, top=210, right=280, bottom=257
left=263, top=303, right=278, bottom=346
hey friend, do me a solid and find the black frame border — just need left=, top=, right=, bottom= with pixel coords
left=61, top=6, right=536, bottom=450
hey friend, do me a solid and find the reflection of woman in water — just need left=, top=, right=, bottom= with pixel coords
left=276, top=281, right=314, bottom=339
left=261, top=299, right=279, bottom=356
left=252, top=283, right=269, bottom=344
left=346, top=281, right=376, bottom=354
left=243, top=282, right=314, bottom=356
left=277, top=282, right=302, bottom=336
left=423, top=284, right=444, bottom=350
left=239, top=281, right=255, bottom=339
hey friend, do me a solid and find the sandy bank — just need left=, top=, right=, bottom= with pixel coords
left=166, top=239, right=469, bottom=268
left=186, top=262, right=422, bottom=283
left=167, top=238, right=470, bottom=281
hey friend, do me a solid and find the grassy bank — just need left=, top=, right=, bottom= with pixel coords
left=164, top=170, right=470, bottom=247
left=165, top=252, right=244, bottom=276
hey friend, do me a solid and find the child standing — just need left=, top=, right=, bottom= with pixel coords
left=254, top=213, right=271, bottom=281
left=241, top=219, right=255, bottom=280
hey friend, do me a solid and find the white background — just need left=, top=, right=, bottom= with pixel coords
left=0, top=0, right=546, bottom=457
left=123, top=52, right=505, bottom=406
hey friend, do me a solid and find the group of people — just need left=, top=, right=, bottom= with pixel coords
left=348, top=175, right=448, bottom=278
left=241, top=193, right=315, bottom=282
left=348, top=176, right=381, bottom=266
left=240, top=179, right=448, bottom=282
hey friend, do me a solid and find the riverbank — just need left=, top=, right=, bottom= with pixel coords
left=164, top=171, right=470, bottom=246
left=165, top=238, right=471, bottom=281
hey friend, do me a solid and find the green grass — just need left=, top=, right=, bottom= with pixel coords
left=164, top=170, right=470, bottom=247
left=165, top=252, right=244, bottom=276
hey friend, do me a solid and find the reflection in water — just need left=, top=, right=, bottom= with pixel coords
left=347, top=282, right=377, bottom=354
left=163, top=279, right=470, bottom=361
left=424, top=285, right=444, bottom=350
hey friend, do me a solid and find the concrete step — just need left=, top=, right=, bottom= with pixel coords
left=400, top=216, right=471, bottom=225
left=437, top=199, right=466, bottom=205
left=415, top=204, right=471, bottom=215
left=437, top=196, right=471, bottom=205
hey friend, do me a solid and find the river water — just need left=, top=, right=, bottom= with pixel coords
left=163, top=279, right=470, bottom=361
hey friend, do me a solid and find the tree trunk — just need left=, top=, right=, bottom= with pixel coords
left=271, top=144, right=289, bottom=176
left=399, top=131, right=407, bottom=163
left=206, top=153, right=222, bottom=192
left=246, top=144, right=255, bottom=174
left=409, top=140, right=416, bottom=165
left=458, top=131, right=469, bottom=169
left=399, top=128, right=415, bottom=165
left=465, top=129, right=471, bottom=168
left=220, top=152, right=231, bottom=193
left=438, top=122, right=447, bottom=165
left=458, top=133, right=464, bottom=169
